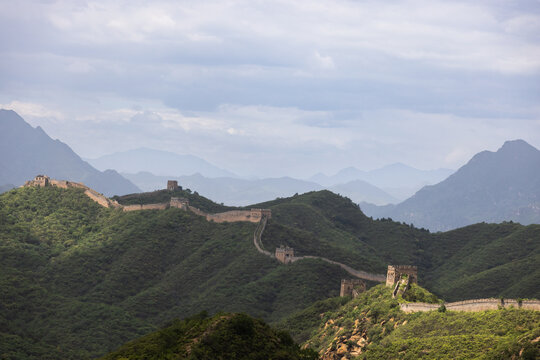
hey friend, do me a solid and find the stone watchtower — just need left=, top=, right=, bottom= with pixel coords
left=34, top=175, right=50, bottom=187
left=386, top=265, right=418, bottom=287
left=340, top=279, right=366, bottom=298
left=275, top=245, right=294, bottom=264
left=167, top=180, right=179, bottom=191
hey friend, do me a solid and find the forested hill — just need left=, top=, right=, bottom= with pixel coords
left=1, top=186, right=539, bottom=359
left=99, top=312, right=318, bottom=360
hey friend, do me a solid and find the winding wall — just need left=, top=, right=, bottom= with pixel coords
left=252, top=215, right=387, bottom=282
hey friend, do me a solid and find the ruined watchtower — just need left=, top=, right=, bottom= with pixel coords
left=167, top=180, right=179, bottom=191
left=340, top=279, right=366, bottom=298
left=386, top=265, right=418, bottom=287
left=275, top=246, right=294, bottom=264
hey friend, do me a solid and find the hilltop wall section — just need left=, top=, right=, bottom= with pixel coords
left=400, top=298, right=540, bottom=313
left=122, top=203, right=169, bottom=211
left=24, top=176, right=121, bottom=208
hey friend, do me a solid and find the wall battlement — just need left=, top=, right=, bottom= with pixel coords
left=400, top=298, right=540, bottom=313
left=24, top=175, right=121, bottom=208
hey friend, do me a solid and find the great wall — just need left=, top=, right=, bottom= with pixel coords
left=24, top=175, right=540, bottom=313
left=400, top=298, right=540, bottom=312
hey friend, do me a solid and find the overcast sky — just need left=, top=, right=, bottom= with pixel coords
left=1, top=0, right=539, bottom=178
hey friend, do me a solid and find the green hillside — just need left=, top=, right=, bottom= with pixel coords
left=293, top=285, right=540, bottom=359
left=1, top=186, right=539, bottom=359
left=424, top=222, right=540, bottom=300
left=0, top=187, right=349, bottom=359
left=99, top=312, right=318, bottom=360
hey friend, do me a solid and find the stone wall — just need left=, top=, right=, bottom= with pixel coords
left=207, top=210, right=257, bottom=223
left=25, top=176, right=121, bottom=208
left=170, top=197, right=189, bottom=210
left=400, top=302, right=440, bottom=313
left=123, top=203, right=169, bottom=211
left=400, top=298, right=540, bottom=313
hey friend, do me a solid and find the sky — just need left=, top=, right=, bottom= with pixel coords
left=1, top=0, right=540, bottom=178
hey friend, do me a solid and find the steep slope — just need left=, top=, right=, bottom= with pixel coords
left=363, top=140, right=540, bottom=231
left=87, top=147, right=236, bottom=178
left=0, top=109, right=140, bottom=196
left=290, top=285, right=540, bottom=360
left=99, top=312, right=317, bottom=360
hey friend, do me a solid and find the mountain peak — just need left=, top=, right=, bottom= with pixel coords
left=499, top=139, right=538, bottom=154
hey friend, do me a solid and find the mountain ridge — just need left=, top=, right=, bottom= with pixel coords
left=87, top=147, right=236, bottom=178
left=361, top=139, right=540, bottom=231
left=0, top=109, right=140, bottom=196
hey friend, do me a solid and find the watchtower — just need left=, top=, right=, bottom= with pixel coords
left=167, top=180, right=178, bottom=191
left=275, top=245, right=294, bottom=264
left=386, top=265, right=418, bottom=287
left=340, top=279, right=366, bottom=297
left=34, top=175, right=50, bottom=187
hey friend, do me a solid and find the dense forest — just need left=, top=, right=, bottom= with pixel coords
left=1, top=186, right=539, bottom=358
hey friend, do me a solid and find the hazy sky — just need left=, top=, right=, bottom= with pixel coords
left=1, top=0, right=539, bottom=177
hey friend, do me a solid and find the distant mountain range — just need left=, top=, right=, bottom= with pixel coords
left=0, top=109, right=140, bottom=196
left=123, top=172, right=405, bottom=206
left=87, top=148, right=236, bottom=178
left=361, top=140, right=540, bottom=231
left=122, top=172, right=324, bottom=206
left=310, top=163, right=454, bottom=200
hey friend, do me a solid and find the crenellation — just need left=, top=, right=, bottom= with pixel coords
left=401, top=298, right=540, bottom=313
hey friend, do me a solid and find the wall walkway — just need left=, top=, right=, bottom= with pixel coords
left=400, top=298, right=540, bottom=313
left=252, top=215, right=387, bottom=282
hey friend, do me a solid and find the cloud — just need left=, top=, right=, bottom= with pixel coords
left=0, top=100, right=65, bottom=120
left=1, top=0, right=539, bottom=177
left=313, top=52, right=335, bottom=70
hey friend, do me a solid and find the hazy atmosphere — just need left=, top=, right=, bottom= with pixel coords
left=1, top=0, right=540, bottom=177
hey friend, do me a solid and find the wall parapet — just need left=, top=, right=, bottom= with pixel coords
left=400, top=298, right=540, bottom=313
left=24, top=175, right=121, bottom=208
